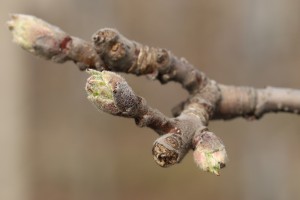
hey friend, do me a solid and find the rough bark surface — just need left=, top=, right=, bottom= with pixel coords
left=8, top=14, right=300, bottom=175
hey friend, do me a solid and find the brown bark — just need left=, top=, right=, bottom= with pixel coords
left=8, top=14, right=300, bottom=175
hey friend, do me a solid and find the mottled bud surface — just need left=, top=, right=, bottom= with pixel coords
left=86, top=70, right=120, bottom=115
left=193, top=130, right=228, bottom=175
left=86, top=70, right=140, bottom=116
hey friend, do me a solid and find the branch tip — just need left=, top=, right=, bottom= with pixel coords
left=86, top=70, right=140, bottom=117
left=193, top=130, right=228, bottom=176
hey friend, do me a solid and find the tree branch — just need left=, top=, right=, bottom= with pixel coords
left=92, top=28, right=208, bottom=94
left=213, top=85, right=300, bottom=120
left=85, top=70, right=222, bottom=169
left=7, top=14, right=103, bottom=71
left=7, top=14, right=300, bottom=175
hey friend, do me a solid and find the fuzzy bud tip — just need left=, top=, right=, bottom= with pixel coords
left=86, top=69, right=139, bottom=116
left=193, top=130, right=228, bottom=176
left=8, top=14, right=52, bottom=52
left=86, top=70, right=122, bottom=115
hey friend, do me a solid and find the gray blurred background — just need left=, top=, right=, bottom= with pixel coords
left=1, top=0, right=300, bottom=200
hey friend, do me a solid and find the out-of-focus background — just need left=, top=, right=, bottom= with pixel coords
left=1, top=0, right=300, bottom=200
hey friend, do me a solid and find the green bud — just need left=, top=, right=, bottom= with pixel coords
left=86, top=70, right=119, bottom=115
left=193, top=130, right=228, bottom=176
left=8, top=14, right=51, bottom=52
left=7, top=14, right=68, bottom=61
left=86, top=70, right=139, bottom=116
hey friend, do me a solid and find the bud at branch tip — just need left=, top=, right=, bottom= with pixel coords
left=7, top=14, right=54, bottom=53
left=85, top=69, right=139, bottom=117
left=193, top=130, right=228, bottom=176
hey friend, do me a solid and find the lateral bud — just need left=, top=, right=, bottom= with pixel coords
left=85, top=70, right=140, bottom=117
left=193, top=129, right=228, bottom=176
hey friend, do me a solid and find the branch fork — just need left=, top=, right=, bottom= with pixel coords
left=8, top=14, right=300, bottom=175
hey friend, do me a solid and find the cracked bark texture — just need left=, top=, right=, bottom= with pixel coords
left=7, top=14, right=300, bottom=175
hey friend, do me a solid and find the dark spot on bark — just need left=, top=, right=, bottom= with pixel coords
left=219, top=162, right=226, bottom=168
left=59, top=36, right=71, bottom=50
left=92, top=34, right=100, bottom=43
left=157, top=49, right=167, bottom=64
